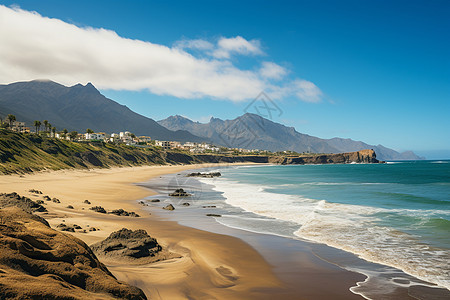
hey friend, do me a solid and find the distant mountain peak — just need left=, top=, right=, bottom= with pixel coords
left=158, top=113, right=424, bottom=160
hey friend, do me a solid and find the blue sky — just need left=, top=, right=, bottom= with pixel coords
left=1, top=0, right=449, bottom=158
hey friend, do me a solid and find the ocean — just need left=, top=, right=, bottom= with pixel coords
left=144, top=160, right=450, bottom=297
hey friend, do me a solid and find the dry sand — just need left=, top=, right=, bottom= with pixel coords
left=0, top=164, right=364, bottom=299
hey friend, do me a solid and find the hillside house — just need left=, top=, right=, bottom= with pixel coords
left=85, top=132, right=106, bottom=141
left=11, top=121, right=30, bottom=133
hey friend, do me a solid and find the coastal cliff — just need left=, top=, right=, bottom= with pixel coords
left=268, top=149, right=382, bottom=165
left=168, top=149, right=382, bottom=165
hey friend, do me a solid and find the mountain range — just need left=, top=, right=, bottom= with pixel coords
left=158, top=114, right=424, bottom=161
left=0, top=80, right=423, bottom=160
left=0, top=80, right=203, bottom=142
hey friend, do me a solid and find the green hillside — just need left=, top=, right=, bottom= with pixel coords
left=0, top=130, right=177, bottom=174
left=0, top=130, right=275, bottom=174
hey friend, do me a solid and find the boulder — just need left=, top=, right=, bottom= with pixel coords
left=91, top=228, right=176, bottom=265
left=169, top=188, right=191, bottom=197
left=163, top=204, right=175, bottom=211
left=108, top=209, right=140, bottom=217
left=28, top=189, right=43, bottom=194
left=90, top=206, right=106, bottom=214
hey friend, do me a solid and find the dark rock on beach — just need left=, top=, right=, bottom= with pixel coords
left=150, top=199, right=160, bottom=203
left=206, top=214, right=222, bottom=217
left=83, top=199, right=91, bottom=204
left=57, top=223, right=75, bottom=232
left=187, top=172, right=221, bottom=178
left=169, top=188, right=191, bottom=197
left=109, top=209, right=140, bottom=217
left=92, top=228, right=161, bottom=259
left=90, top=206, right=107, bottom=214
left=91, top=228, right=176, bottom=265
left=28, top=189, right=43, bottom=194
left=163, top=204, right=175, bottom=211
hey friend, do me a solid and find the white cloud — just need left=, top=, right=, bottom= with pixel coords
left=0, top=5, right=323, bottom=103
left=212, top=36, right=263, bottom=59
left=174, top=39, right=214, bottom=51
left=266, top=79, right=323, bottom=103
left=260, top=62, right=287, bottom=80
left=293, top=79, right=323, bottom=103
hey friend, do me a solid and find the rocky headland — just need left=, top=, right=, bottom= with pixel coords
left=268, top=149, right=383, bottom=165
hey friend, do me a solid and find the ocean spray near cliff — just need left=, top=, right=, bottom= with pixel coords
left=192, top=161, right=450, bottom=292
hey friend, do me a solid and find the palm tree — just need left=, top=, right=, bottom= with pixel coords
left=33, top=120, right=41, bottom=134
left=43, top=120, right=49, bottom=132
left=47, top=123, right=52, bottom=137
left=7, top=114, right=16, bottom=129
left=86, top=128, right=94, bottom=134
left=52, top=127, right=56, bottom=138
left=62, top=128, right=68, bottom=139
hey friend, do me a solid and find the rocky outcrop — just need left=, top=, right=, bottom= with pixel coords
left=0, top=207, right=147, bottom=299
left=187, top=172, right=221, bottom=178
left=91, top=228, right=176, bottom=264
left=169, top=188, right=191, bottom=197
left=163, top=204, right=175, bottom=211
left=268, top=149, right=383, bottom=165
left=108, top=209, right=140, bottom=217
left=0, top=192, right=47, bottom=213
left=89, top=206, right=107, bottom=214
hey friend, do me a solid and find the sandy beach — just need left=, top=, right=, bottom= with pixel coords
left=0, top=164, right=365, bottom=299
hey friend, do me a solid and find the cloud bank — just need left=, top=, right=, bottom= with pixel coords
left=0, top=5, right=323, bottom=103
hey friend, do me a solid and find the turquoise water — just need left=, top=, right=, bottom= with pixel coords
left=196, top=161, right=450, bottom=290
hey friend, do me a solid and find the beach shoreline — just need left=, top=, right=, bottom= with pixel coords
left=0, top=164, right=365, bottom=299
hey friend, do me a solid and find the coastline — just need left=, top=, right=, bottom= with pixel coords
left=0, top=164, right=364, bottom=299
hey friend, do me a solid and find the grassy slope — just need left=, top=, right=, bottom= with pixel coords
left=0, top=130, right=180, bottom=174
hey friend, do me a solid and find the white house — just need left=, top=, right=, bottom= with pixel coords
left=85, top=132, right=106, bottom=141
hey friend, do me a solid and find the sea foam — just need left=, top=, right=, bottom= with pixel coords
left=202, top=177, right=450, bottom=290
